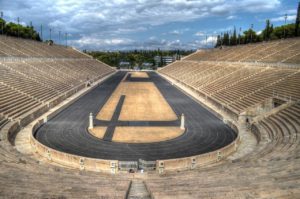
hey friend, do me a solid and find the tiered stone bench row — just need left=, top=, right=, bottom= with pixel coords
left=160, top=61, right=300, bottom=116
left=186, top=37, right=300, bottom=64
left=0, top=35, right=88, bottom=58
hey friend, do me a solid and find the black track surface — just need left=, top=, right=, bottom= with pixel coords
left=35, top=72, right=236, bottom=161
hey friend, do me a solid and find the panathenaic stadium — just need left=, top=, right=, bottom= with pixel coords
left=0, top=35, right=300, bottom=198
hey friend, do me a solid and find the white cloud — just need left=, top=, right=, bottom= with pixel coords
left=167, top=28, right=190, bottom=36
left=0, top=0, right=282, bottom=50
left=279, top=9, right=297, bottom=15
left=72, top=33, right=244, bottom=50
left=49, top=20, right=65, bottom=29
left=148, top=36, right=157, bottom=40
left=270, top=15, right=297, bottom=22
left=169, top=30, right=181, bottom=35
left=211, top=0, right=280, bottom=15
left=2, top=0, right=282, bottom=28
left=226, top=15, right=237, bottom=20
left=195, top=31, right=206, bottom=37
left=199, top=36, right=218, bottom=46
left=71, top=35, right=135, bottom=50
left=19, top=21, right=27, bottom=26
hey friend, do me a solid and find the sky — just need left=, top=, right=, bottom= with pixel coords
left=0, top=0, right=299, bottom=51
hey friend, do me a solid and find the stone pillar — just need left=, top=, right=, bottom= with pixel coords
left=180, top=113, right=185, bottom=130
left=46, top=149, right=51, bottom=161
left=110, top=161, right=118, bottom=174
left=191, top=157, right=196, bottom=169
left=234, top=141, right=238, bottom=151
left=79, top=157, right=85, bottom=170
left=217, top=151, right=222, bottom=161
left=89, top=113, right=93, bottom=129
left=158, top=161, right=164, bottom=174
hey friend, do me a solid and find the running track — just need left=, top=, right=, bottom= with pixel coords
left=35, top=72, right=236, bottom=161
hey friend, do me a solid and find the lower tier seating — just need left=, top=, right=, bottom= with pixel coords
left=160, top=61, right=300, bottom=114
left=145, top=103, right=300, bottom=198
left=0, top=141, right=130, bottom=198
left=0, top=114, right=8, bottom=130
left=0, top=59, right=115, bottom=121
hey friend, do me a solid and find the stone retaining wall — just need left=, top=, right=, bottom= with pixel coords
left=156, top=126, right=240, bottom=173
left=30, top=119, right=118, bottom=173
left=2, top=70, right=241, bottom=174
left=29, top=115, right=239, bottom=174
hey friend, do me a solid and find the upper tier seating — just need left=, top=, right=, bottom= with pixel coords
left=0, top=36, right=115, bottom=126
left=0, top=34, right=300, bottom=199
left=0, top=37, right=129, bottom=198
left=185, top=37, right=300, bottom=64
left=0, top=35, right=88, bottom=58
left=155, top=39, right=300, bottom=198
left=160, top=61, right=300, bottom=115
left=0, top=59, right=114, bottom=121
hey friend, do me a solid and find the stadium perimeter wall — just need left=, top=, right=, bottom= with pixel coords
left=28, top=116, right=239, bottom=174
left=156, top=111, right=240, bottom=173
left=26, top=70, right=239, bottom=174
left=2, top=69, right=241, bottom=174
left=30, top=120, right=118, bottom=173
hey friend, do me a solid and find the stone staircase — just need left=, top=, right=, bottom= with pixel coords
left=127, top=180, right=151, bottom=199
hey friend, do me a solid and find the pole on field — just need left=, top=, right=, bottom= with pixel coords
left=180, top=113, right=185, bottom=130
left=89, top=113, right=93, bottom=129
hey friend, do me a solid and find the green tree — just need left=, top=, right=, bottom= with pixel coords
left=263, top=19, right=273, bottom=41
left=0, top=18, right=41, bottom=41
left=296, top=2, right=300, bottom=36
left=231, top=27, right=237, bottom=45
left=0, top=18, right=5, bottom=34
left=223, top=32, right=229, bottom=46
left=215, top=35, right=222, bottom=47
left=243, top=29, right=258, bottom=43
left=87, top=50, right=194, bottom=68
left=271, top=24, right=295, bottom=39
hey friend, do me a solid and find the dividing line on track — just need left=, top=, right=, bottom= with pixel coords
left=103, top=95, right=125, bottom=141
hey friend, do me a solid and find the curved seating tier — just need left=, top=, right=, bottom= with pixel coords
left=160, top=61, right=300, bottom=114
left=185, top=37, right=300, bottom=64
left=0, top=35, right=88, bottom=58
left=0, top=34, right=300, bottom=198
left=0, top=140, right=130, bottom=198
left=145, top=103, right=300, bottom=198
left=0, top=36, right=115, bottom=127
left=1, top=104, right=298, bottom=198
left=0, top=37, right=128, bottom=198
left=0, top=59, right=114, bottom=122
left=154, top=38, right=300, bottom=198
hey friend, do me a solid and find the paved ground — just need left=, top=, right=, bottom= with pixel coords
left=35, top=71, right=236, bottom=161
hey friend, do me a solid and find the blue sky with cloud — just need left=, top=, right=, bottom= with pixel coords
left=0, top=0, right=299, bottom=50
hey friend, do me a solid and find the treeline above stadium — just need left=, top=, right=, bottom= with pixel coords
left=0, top=18, right=41, bottom=41
left=216, top=2, right=300, bottom=47
left=86, top=50, right=194, bottom=68
left=215, top=23, right=299, bottom=48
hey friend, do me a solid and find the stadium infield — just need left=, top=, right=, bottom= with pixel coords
left=130, top=71, right=149, bottom=78
left=96, top=82, right=178, bottom=121
left=35, top=71, right=236, bottom=161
